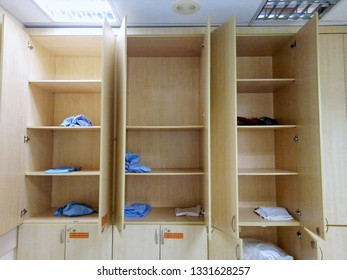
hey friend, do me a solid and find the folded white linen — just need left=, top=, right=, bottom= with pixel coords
left=254, top=206, right=293, bottom=221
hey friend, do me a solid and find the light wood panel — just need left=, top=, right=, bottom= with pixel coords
left=127, top=57, right=200, bottom=126
left=160, top=225, right=207, bottom=260
left=31, top=35, right=102, bottom=57
left=126, top=176, right=201, bottom=208
left=209, top=228, right=241, bottom=260
left=238, top=130, right=275, bottom=169
left=210, top=17, right=238, bottom=238
left=238, top=125, right=296, bottom=131
left=237, top=92, right=273, bottom=118
left=237, top=79, right=295, bottom=93
left=126, top=130, right=200, bottom=169
left=55, top=57, right=101, bottom=79
left=29, top=80, right=101, bottom=93
left=237, top=57, right=272, bottom=79
left=127, top=125, right=203, bottom=131
left=295, top=15, right=325, bottom=239
left=319, top=34, right=347, bottom=225
left=125, top=168, right=203, bottom=175
left=114, top=224, right=160, bottom=260
left=114, top=16, right=127, bottom=232
left=0, top=15, right=29, bottom=235
left=52, top=176, right=99, bottom=209
left=238, top=168, right=297, bottom=175
left=17, top=224, right=65, bottom=260
left=53, top=131, right=100, bottom=169
left=54, top=93, right=101, bottom=126
left=128, top=36, right=203, bottom=57
left=27, top=126, right=101, bottom=131
left=98, top=19, right=116, bottom=235
left=237, top=36, right=293, bottom=57
left=65, top=224, right=112, bottom=260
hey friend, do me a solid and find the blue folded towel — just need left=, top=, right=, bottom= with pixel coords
left=44, top=166, right=81, bottom=174
left=54, top=202, right=95, bottom=217
left=125, top=152, right=151, bottom=173
left=124, top=203, right=152, bottom=218
left=60, top=114, right=93, bottom=127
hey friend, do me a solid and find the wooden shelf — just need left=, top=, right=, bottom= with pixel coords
left=238, top=125, right=296, bottom=131
left=27, top=126, right=101, bottom=131
left=125, top=168, right=203, bottom=176
left=237, top=78, right=295, bottom=93
left=22, top=208, right=99, bottom=224
left=127, top=125, right=204, bottom=131
left=239, top=207, right=300, bottom=227
left=25, top=170, right=100, bottom=176
left=238, top=168, right=297, bottom=176
left=124, top=207, right=205, bottom=225
left=28, top=80, right=101, bottom=93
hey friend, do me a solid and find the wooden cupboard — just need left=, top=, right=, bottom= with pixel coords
left=114, top=224, right=207, bottom=260
left=17, top=223, right=112, bottom=260
left=113, top=17, right=211, bottom=260
left=0, top=15, right=115, bottom=258
left=318, top=27, right=347, bottom=259
left=209, top=15, right=324, bottom=260
left=0, top=12, right=333, bottom=260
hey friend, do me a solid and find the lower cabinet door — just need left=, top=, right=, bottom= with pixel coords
left=160, top=225, right=208, bottom=260
left=114, top=224, right=160, bottom=260
left=65, top=224, right=112, bottom=260
left=114, top=224, right=208, bottom=260
left=17, top=224, right=65, bottom=260
left=320, top=226, right=347, bottom=260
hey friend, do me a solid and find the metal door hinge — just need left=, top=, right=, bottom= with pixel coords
left=24, top=136, right=30, bottom=143
left=296, top=231, right=302, bottom=239
left=293, top=135, right=299, bottom=143
left=291, top=40, right=297, bottom=48
left=27, top=42, right=34, bottom=50
left=20, top=208, right=27, bottom=217
left=296, top=209, right=302, bottom=217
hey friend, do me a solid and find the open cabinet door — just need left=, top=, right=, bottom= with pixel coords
left=209, top=17, right=240, bottom=259
left=114, top=16, right=127, bottom=233
left=0, top=15, right=29, bottom=236
left=295, top=14, right=325, bottom=240
left=98, top=19, right=116, bottom=235
left=201, top=17, right=212, bottom=240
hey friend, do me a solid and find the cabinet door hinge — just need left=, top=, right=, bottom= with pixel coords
left=27, top=41, right=34, bottom=50
left=24, top=135, right=30, bottom=143
left=296, top=209, right=302, bottom=217
left=293, top=135, right=299, bottom=143
left=20, top=208, right=27, bottom=217
left=291, top=40, right=297, bottom=48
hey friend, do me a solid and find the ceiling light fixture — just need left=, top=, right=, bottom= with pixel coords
left=33, top=0, right=117, bottom=23
left=172, top=0, right=201, bottom=15
left=256, top=0, right=340, bottom=21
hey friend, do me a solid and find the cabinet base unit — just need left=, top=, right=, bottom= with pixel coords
left=114, top=224, right=208, bottom=260
left=17, top=223, right=112, bottom=260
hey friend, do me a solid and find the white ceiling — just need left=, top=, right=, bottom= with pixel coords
left=0, top=0, right=346, bottom=28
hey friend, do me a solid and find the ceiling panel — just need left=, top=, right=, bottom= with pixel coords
left=110, top=0, right=263, bottom=26
left=0, top=0, right=346, bottom=28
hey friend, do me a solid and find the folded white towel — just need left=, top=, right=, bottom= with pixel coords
left=254, top=207, right=293, bottom=221
left=175, top=205, right=202, bottom=217
left=243, top=238, right=293, bottom=260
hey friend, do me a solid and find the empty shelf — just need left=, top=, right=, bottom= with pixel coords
left=29, top=80, right=101, bottom=93
left=238, top=168, right=297, bottom=176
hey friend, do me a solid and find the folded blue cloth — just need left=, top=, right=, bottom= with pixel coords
left=60, top=114, right=93, bottom=127
left=44, top=166, right=81, bottom=174
left=125, top=152, right=151, bottom=173
left=124, top=203, right=152, bottom=218
left=54, top=202, right=95, bottom=217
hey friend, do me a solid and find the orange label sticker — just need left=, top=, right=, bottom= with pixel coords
left=102, top=213, right=108, bottom=227
left=69, top=232, right=89, bottom=239
left=164, top=232, right=184, bottom=239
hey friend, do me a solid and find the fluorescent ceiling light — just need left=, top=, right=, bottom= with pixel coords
left=256, top=0, right=340, bottom=21
left=33, top=0, right=117, bottom=22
